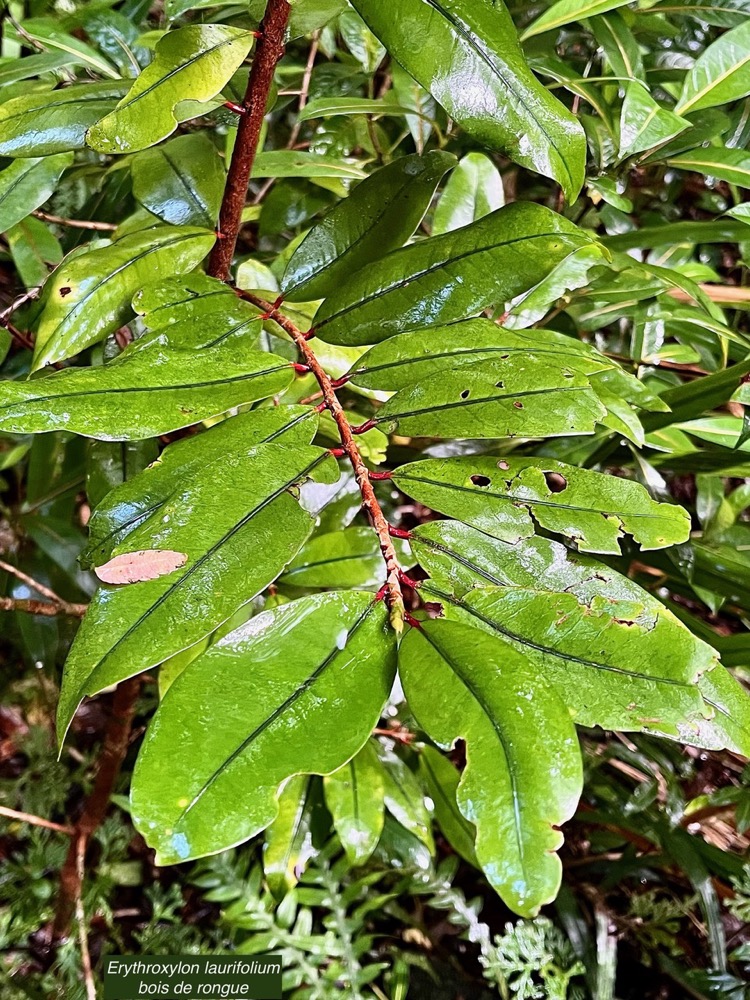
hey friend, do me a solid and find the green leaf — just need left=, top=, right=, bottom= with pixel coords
left=282, top=151, right=456, bottom=301
left=251, top=151, right=367, bottom=180
left=0, top=82, right=128, bottom=157
left=264, top=775, right=316, bottom=898
left=589, top=12, right=644, bottom=81
left=605, top=219, right=750, bottom=252
left=419, top=745, right=476, bottom=866
left=130, top=593, right=397, bottom=863
left=0, top=153, right=72, bottom=233
left=87, top=26, right=255, bottom=154
left=349, top=320, right=614, bottom=391
left=314, top=203, right=601, bottom=346
left=131, top=133, right=225, bottom=228
left=297, top=96, right=433, bottom=122
left=324, top=740, right=385, bottom=864
left=376, top=356, right=606, bottom=439
left=394, top=457, right=690, bottom=553
left=133, top=273, right=253, bottom=330
left=658, top=0, right=750, bottom=27
left=522, top=0, right=632, bottom=39
left=377, top=744, right=434, bottom=851
left=32, top=226, right=215, bottom=370
left=58, top=443, right=339, bottom=738
left=339, top=9, right=386, bottom=73
left=619, top=82, right=689, bottom=159
left=82, top=405, right=316, bottom=572
left=675, top=21, right=750, bottom=114
left=400, top=618, right=582, bottom=916
left=412, top=521, right=717, bottom=738
left=0, top=339, right=293, bottom=441
left=350, top=0, right=586, bottom=201
left=667, top=145, right=750, bottom=186
left=5, top=17, right=120, bottom=80
left=281, top=527, right=412, bottom=590
left=392, top=62, right=437, bottom=153
left=696, top=664, right=750, bottom=756
left=6, top=217, right=62, bottom=289
left=432, top=152, right=504, bottom=236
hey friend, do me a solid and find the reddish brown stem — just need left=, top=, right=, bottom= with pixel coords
left=238, top=290, right=404, bottom=628
left=53, top=677, right=140, bottom=943
left=207, top=0, right=291, bottom=280
left=0, top=595, right=87, bottom=617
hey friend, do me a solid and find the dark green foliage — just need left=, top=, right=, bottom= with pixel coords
left=2, top=0, right=750, bottom=996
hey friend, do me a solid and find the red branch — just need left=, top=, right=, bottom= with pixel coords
left=237, top=290, right=405, bottom=628
left=207, top=0, right=291, bottom=280
left=53, top=678, right=140, bottom=942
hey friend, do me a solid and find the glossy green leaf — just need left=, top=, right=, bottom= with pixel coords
left=419, top=745, right=476, bottom=866
left=297, top=96, right=433, bottom=122
left=282, top=151, right=456, bottom=301
left=131, top=133, right=225, bottom=228
left=394, top=457, right=690, bottom=553
left=0, top=153, right=72, bottom=233
left=251, top=152, right=367, bottom=180
left=432, top=152, right=504, bottom=236
left=281, top=527, right=412, bottom=590
left=349, top=320, right=614, bottom=391
left=392, top=61, right=437, bottom=153
left=133, top=273, right=255, bottom=332
left=695, top=664, right=750, bottom=756
left=82, top=405, right=316, bottom=570
left=400, top=619, right=582, bottom=916
left=0, top=339, right=293, bottom=441
left=131, top=593, right=397, bottom=863
left=658, top=0, right=750, bottom=27
left=58, top=443, right=339, bottom=738
left=0, top=82, right=128, bottom=157
left=324, top=740, right=385, bottom=864
left=350, top=0, right=586, bottom=201
left=413, top=521, right=718, bottom=739
left=589, top=12, right=644, bottom=81
left=619, top=82, right=689, bottom=159
left=263, top=775, right=315, bottom=898
left=667, top=146, right=750, bottom=186
left=377, top=745, right=434, bottom=851
left=522, top=0, right=632, bottom=39
left=5, top=17, right=120, bottom=80
left=675, top=21, right=750, bottom=114
left=314, top=203, right=601, bottom=345
left=6, top=217, right=62, bottom=289
left=376, top=356, right=606, bottom=439
left=87, top=26, right=255, bottom=154
left=32, top=226, right=215, bottom=370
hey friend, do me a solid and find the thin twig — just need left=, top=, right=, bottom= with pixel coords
left=287, top=31, right=319, bottom=149
left=208, top=0, right=292, bottom=280
left=53, top=677, right=141, bottom=942
left=32, top=211, right=117, bottom=232
left=238, top=290, right=405, bottom=629
left=75, top=836, right=96, bottom=1000
left=0, top=596, right=87, bottom=617
left=0, top=558, right=67, bottom=605
left=0, top=804, right=74, bottom=836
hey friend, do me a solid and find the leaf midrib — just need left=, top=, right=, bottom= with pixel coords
left=1, top=363, right=288, bottom=415
left=424, top=583, right=696, bottom=689
left=317, top=229, right=586, bottom=331
left=421, top=0, right=573, bottom=189
left=381, top=383, right=589, bottom=422
left=418, top=625, right=527, bottom=877
left=396, top=471, right=678, bottom=521
left=175, top=599, right=378, bottom=827
left=77, top=452, right=328, bottom=709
